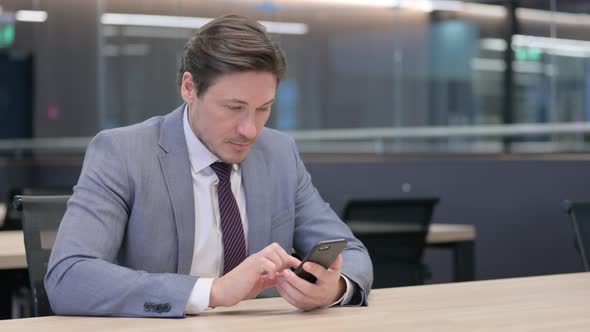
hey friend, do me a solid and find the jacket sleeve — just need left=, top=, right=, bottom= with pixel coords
left=288, top=136, right=373, bottom=305
left=45, top=131, right=197, bottom=317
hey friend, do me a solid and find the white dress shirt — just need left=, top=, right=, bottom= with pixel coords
left=182, top=106, right=248, bottom=314
left=182, top=106, right=354, bottom=314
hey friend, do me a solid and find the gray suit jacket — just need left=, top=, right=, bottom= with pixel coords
left=45, top=105, right=373, bottom=317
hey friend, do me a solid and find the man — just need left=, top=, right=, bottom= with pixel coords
left=45, top=14, right=372, bottom=317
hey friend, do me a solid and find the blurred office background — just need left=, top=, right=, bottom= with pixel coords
left=1, top=0, right=590, bottom=317
left=3, top=0, right=590, bottom=152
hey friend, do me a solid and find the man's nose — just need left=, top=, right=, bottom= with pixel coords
left=237, top=110, right=257, bottom=140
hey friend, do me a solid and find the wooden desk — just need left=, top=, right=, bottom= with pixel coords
left=348, top=223, right=476, bottom=282
left=2, top=273, right=588, bottom=331
left=0, top=203, right=6, bottom=228
left=348, top=223, right=476, bottom=244
left=1, top=225, right=477, bottom=276
left=0, top=231, right=26, bottom=270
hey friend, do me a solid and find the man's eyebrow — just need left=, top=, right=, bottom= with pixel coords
left=222, top=98, right=275, bottom=106
left=222, top=98, right=248, bottom=105
left=259, top=99, right=275, bottom=107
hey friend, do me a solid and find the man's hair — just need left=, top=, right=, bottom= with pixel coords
left=177, top=14, right=287, bottom=96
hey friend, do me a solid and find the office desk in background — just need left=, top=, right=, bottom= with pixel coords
left=0, top=231, right=28, bottom=319
left=1, top=273, right=588, bottom=331
left=0, top=231, right=26, bottom=270
left=348, top=222, right=476, bottom=282
left=0, top=203, right=6, bottom=228
left=0, top=224, right=476, bottom=274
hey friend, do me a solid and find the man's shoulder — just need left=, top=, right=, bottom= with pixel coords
left=257, top=127, right=294, bottom=149
left=95, top=115, right=164, bottom=142
left=252, top=128, right=300, bottom=168
left=91, top=106, right=183, bottom=150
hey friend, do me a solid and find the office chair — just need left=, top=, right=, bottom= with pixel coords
left=563, top=200, right=590, bottom=271
left=343, top=198, right=439, bottom=288
left=2, top=187, right=72, bottom=230
left=13, top=195, right=71, bottom=316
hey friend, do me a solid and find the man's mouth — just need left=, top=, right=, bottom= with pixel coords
left=229, top=142, right=251, bottom=150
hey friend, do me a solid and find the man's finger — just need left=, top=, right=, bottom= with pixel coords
left=259, top=257, right=278, bottom=279
left=286, top=255, right=302, bottom=269
left=276, top=275, right=309, bottom=307
left=276, top=282, right=300, bottom=308
left=275, top=247, right=301, bottom=270
left=266, top=250, right=284, bottom=272
left=266, top=242, right=289, bottom=257
left=282, top=268, right=315, bottom=295
left=260, top=276, right=278, bottom=289
left=264, top=243, right=296, bottom=270
left=302, top=261, right=329, bottom=282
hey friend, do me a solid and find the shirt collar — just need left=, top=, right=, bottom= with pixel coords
left=182, top=104, right=239, bottom=174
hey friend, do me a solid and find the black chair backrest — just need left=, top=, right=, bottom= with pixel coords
left=13, top=195, right=71, bottom=316
left=343, top=197, right=439, bottom=227
left=2, top=187, right=72, bottom=230
left=564, top=200, right=590, bottom=271
left=343, top=197, right=439, bottom=255
left=342, top=198, right=439, bottom=288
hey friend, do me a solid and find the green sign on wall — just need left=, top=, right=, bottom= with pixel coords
left=515, top=47, right=542, bottom=62
left=0, top=13, right=15, bottom=48
left=0, top=24, right=15, bottom=48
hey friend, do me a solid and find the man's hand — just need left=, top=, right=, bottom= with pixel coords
left=275, top=254, right=346, bottom=311
left=209, top=243, right=301, bottom=308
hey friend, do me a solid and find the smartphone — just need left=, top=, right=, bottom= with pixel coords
left=293, top=239, right=347, bottom=283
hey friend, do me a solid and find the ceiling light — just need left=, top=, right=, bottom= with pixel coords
left=312, top=0, right=396, bottom=7
left=101, top=13, right=308, bottom=35
left=15, top=10, right=47, bottom=23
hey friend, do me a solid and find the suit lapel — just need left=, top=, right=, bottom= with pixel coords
left=242, top=146, right=271, bottom=255
left=158, top=106, right=195, bottom=275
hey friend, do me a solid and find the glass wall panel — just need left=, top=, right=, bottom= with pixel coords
left=2, top=0, right=590, bottom=154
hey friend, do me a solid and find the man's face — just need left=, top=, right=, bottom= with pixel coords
left=181, top=71, right=276, bottom=164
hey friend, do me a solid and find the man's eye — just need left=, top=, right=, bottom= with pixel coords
left=226, top=105, right=243, bottom=111
left=257, top=107, right=270, bottom=112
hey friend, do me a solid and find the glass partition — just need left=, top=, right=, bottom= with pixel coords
left=1, top=0, right=590, bottom=154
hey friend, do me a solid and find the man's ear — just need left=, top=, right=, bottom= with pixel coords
left=180, top=72, right=197, bottom=103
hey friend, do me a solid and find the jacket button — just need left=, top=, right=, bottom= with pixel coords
left=163, top=303, right=171, bottom=312
left=144, top=303, right=150, bottom=312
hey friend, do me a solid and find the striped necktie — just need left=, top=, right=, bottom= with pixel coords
left=210, top=162, right=247, bottom=274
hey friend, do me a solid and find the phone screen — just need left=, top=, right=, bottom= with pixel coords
left=293, top=239, right=347, bottom=283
